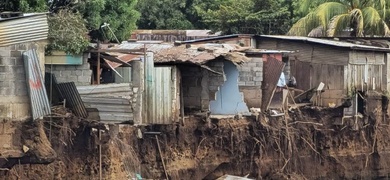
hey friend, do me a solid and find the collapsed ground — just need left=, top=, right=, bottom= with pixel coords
left=1, top=102, right=390, bottom=179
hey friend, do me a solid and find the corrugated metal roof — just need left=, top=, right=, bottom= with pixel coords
left=260, top=35, right=390, bottom=52
left=0, top=13, right=48, bottom=46
left=23, top=49, right=51, bottom=120
left=104, top=43, right=174, bottom=68
left=115, top=42, right=174, bottom=52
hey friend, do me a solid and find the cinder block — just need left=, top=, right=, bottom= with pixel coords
left=247, top=62, right=256, bottom=67
left=54, top=65, right=66, bottom=71
left=251, top=58, right=263, bottom=63
left=0, top=50, right=11, bottom=57
left=253, top=67, right=262, bottom=71
left=55, top=77, right=67, bottom=83
left=77, top=76, right=90, bottom=83
left=241, top=66, right=251, bottom=72
left=75, top=70, right=83, bottom=76
left=0, top=88, right=11, bottom=95
left=61, top=70, right=71, bottom=77
left=0, top=57, right=15, bottom=66
left=14, top=65, right=24, bottom=74
left=238, top=81, right=246, bottom=86
left=0, top=66, right=7, bottom=72
left=15, top=88, right=27, bottom=96
left=245, top=81, right=255, bottom=86
left=15, top=57, right=23, bottom=66
left=66, top=65, right=76, bottom=71
left=10, top=51, right=22, bottom=57
left=255, top=72, right=263, bottom=77
left=255, top=81, right=262, bottom=86
left=82, top=70, right=92, bottom=76
left=256, top=63, right=263, bottom=67
left=0, top=81, right=9, bottom=88
left=239, top=71, right=251, bottom=77
left=67, top=76, right=78, bottom=82
left=15, top=80, right=26, bottom=89
left=240, top=76, right=249, bottom=82
left=253, top=76, right=262, bottom=81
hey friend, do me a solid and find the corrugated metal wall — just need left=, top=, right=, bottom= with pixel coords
left=0, top=14, right=48, bottom=46
left=143, top=53, right=180, bottom=124
left=23, top=49, right=51, bottom=120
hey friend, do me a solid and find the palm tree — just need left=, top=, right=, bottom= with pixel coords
left=288, top=0, right=390, bottom=37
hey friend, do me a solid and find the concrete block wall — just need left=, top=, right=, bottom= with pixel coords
left=0, top=42, right=46, bottom=120
left=45, top=53, right=92, bottom=86
left=180, top=65, right=203, bottom=109
left=237, top=57, right=263, bottom=108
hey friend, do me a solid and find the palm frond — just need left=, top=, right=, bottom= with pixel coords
left=327, top=13, right=351, bottom=36
left=362, top=7, right=388, bottom=36
left=350, top=9, right=364, bottom=37
left=314, top=2, right=348, bottom=30
left=287, top=12, right=320, bottom=36
left=289, top=2, right=348, bottom=36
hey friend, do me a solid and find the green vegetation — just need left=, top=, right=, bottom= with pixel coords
left=3, top=0, right=390, bottom=53
left=46, top=9, right=90, bottom=55
left=288, top=0, right=390, bottom=37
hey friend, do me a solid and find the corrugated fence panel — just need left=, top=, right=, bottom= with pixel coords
left=77, top=83, right=133, bottom=123
left=0, top=14, right=48, bottom=46
left=57, top=82, right=88, bottom=118
left=143, top=52, right=180, bottom=124
left=23, top=49, right=51, bottom=120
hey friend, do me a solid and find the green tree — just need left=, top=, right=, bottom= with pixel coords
left=0, top=0, right=47, bottom=12
left=202, top=0, right=290, bottom=34
left=78, top=0, right=140, bottom=42
left=136, top=0, right=195, bottom=29
left=46, top=9, right=90, bottom=55
left=288, top=0, right=390, bottom=37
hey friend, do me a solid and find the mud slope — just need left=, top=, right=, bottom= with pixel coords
left=2, top=105, right=390, bottom=179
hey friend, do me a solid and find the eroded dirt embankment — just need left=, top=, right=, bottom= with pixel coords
left=1, top=104, right=390, bottom=179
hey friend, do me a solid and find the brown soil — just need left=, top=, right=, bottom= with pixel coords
left=2, top=96, right=390, bottom=180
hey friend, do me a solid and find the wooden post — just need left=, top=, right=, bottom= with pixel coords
left=156, top=135, right=169, bottom=180
left=97, top=41, right=101, bottom=85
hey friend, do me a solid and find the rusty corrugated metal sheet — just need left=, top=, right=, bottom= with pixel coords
left=154, top=44, right=250, bottom=64
left=0, top=13, right=48, bottom=46
left=77, top=83, right=134, bottom=123
left=57, top=82, right=88, bottom=118
left=143, top=53, right=180, bottom=124
left=260, top=35, right=390, bottom=52
left=261, top=57, right=285, bottom=111
left=23, top=49, right=51, bottom=120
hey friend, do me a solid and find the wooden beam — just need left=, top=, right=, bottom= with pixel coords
left=89, top=48, right=146, bottom=53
